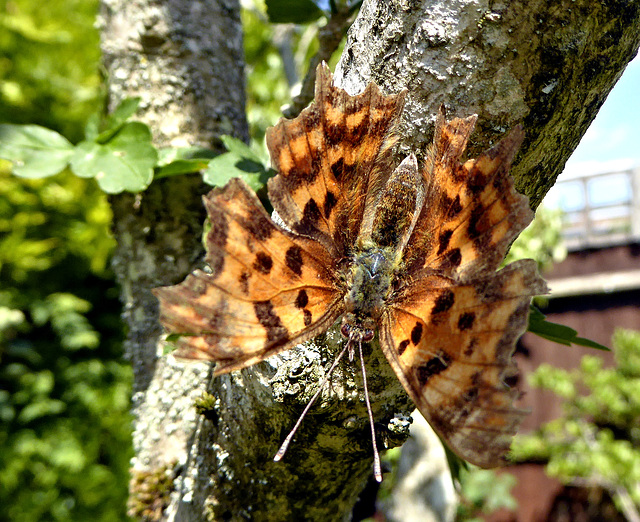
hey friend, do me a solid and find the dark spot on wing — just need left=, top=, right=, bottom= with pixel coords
left=443, top=194, right=462, bottom=219
left=398, top=339, right=410, bottom=355
left=410, top=322, right=423, bottom=345
left=285, top=246, right=303, bottom=276
left=437, top=229, right=452, bottom=255
left=295, top=289, right=309, bottom=309
left=347, top=115, right=368, bottom=142
left=439, top=248, right=462, bottom=271
left=457, top=312, right=475, bottom=331
left=467, top=166, right=487, bottom=195
left=330, top=158, right=344, bottom=180
left=467, top=206, right=484, bottom=241
left=241, top=214, right=273, bottom=242
left=253, top=252, right=273, bottom=275
left=464, top=338, right=478, bottom=357
left=432, top=290, right=455, bottom=314
left=323, top=190, right=338, bottom=219
left=303, top=309, right=312, bottom=326
left=294, top=198, right=322, bottom=236
left=462, top=386, right=479, bottom=403
left=416, top=351, right=451, bottom=385
left=254, top=300, right=289, bottom=346
left=326, top=122, right=344, bottom=148
left=238, top=271, right=250, bottom=294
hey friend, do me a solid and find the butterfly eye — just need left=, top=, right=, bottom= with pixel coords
left=362, top=330, right=374, bottom=342
left=340, top=324, right=351, bottom=338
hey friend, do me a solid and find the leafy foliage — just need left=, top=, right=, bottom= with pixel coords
left=265, top=0, right=325, bottom=24
left=0, top=170, right=132, bottom=522
left=0, top=1, right=132, bottom=520
left=512, top=329, right=640, bottom=518
left=456, top=469, right=518, bottom=521
left=203, top=135, right=274, bottom=193
left=528, top=306, right=609, bottom=351
left=504, top=206, right=566, bottom=272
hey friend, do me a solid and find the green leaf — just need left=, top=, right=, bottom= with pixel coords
left=18, top=399, right=66, bottom=424
left=83, top=112, right=101, bottom=141
left=0, top=124, right=74, bottom=178
left=70, top=122, right=157, bottom=193
left=108, top=97, right=141, bottom=126
left=96, top=97, right=141, bottom=143
left=219, top=135, right=265, bottom=164
left=154, top=146, right=218, bottom=179
left=528, top=306, right=610, bottom=351
left=203, top=136, right=273, bottom=192
left=155, top=159, right=211, bottom=178
left=266, top=0, right=325, bottom=24
left=157, top=146, right=218, bottom=166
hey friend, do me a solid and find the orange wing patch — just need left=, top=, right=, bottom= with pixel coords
left=381, top=261, right=546, bottom=467
left=153, top=178, right=342, bottom=375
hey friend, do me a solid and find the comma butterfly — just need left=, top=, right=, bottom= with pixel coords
left=153, top=63, right=547, bottom=481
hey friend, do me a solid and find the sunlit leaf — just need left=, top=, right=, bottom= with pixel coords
left=203, top=135, right=273, bottom=192
left=96, top=97, right=141, bottom=143
left=70, top=122, right=157, bottom=193
left=0, top=124, right=74, bottom=178
left=155, top=146, right=218, bottom=178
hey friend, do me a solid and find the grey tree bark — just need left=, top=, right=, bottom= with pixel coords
left=99, top=0, right=640, bottom=520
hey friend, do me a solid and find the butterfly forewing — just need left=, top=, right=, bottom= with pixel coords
left=404, top=112, right=528, bottom=279
left=267, top=63, right=406, bottom=257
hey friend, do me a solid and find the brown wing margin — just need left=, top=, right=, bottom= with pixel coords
left=380, top=261, right=547, bottom=467
left=153, top=178, right=343, bottom=375
left=266, top=63, right=406, bottom=258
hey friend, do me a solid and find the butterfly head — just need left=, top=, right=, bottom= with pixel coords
left=340, top=314, right=375, bottom=343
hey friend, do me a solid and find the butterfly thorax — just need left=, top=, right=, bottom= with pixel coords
left=341, top=247, right=395, bottom=341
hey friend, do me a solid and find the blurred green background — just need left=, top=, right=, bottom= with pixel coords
left=0, top=1, right=131, bottom=520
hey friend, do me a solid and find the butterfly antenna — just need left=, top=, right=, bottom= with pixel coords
left=274, top=340, right=351, bottom=462
left=359, top=339, right=383, bottom=482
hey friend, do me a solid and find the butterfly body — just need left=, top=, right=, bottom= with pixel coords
left=153, top=63, right=547, bottom=469
left=342, top=248, right=393, bottom=336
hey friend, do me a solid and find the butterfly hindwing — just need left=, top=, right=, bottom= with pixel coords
left=153, top=178, right=343, bottom=375
left=380, top=261, right=546, bottom=467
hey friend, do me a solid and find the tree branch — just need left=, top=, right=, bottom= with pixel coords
left=104, top=0, right=640, bottom=520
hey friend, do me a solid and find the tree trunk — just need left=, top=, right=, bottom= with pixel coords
left=100, top=0, right=640, bottom=520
